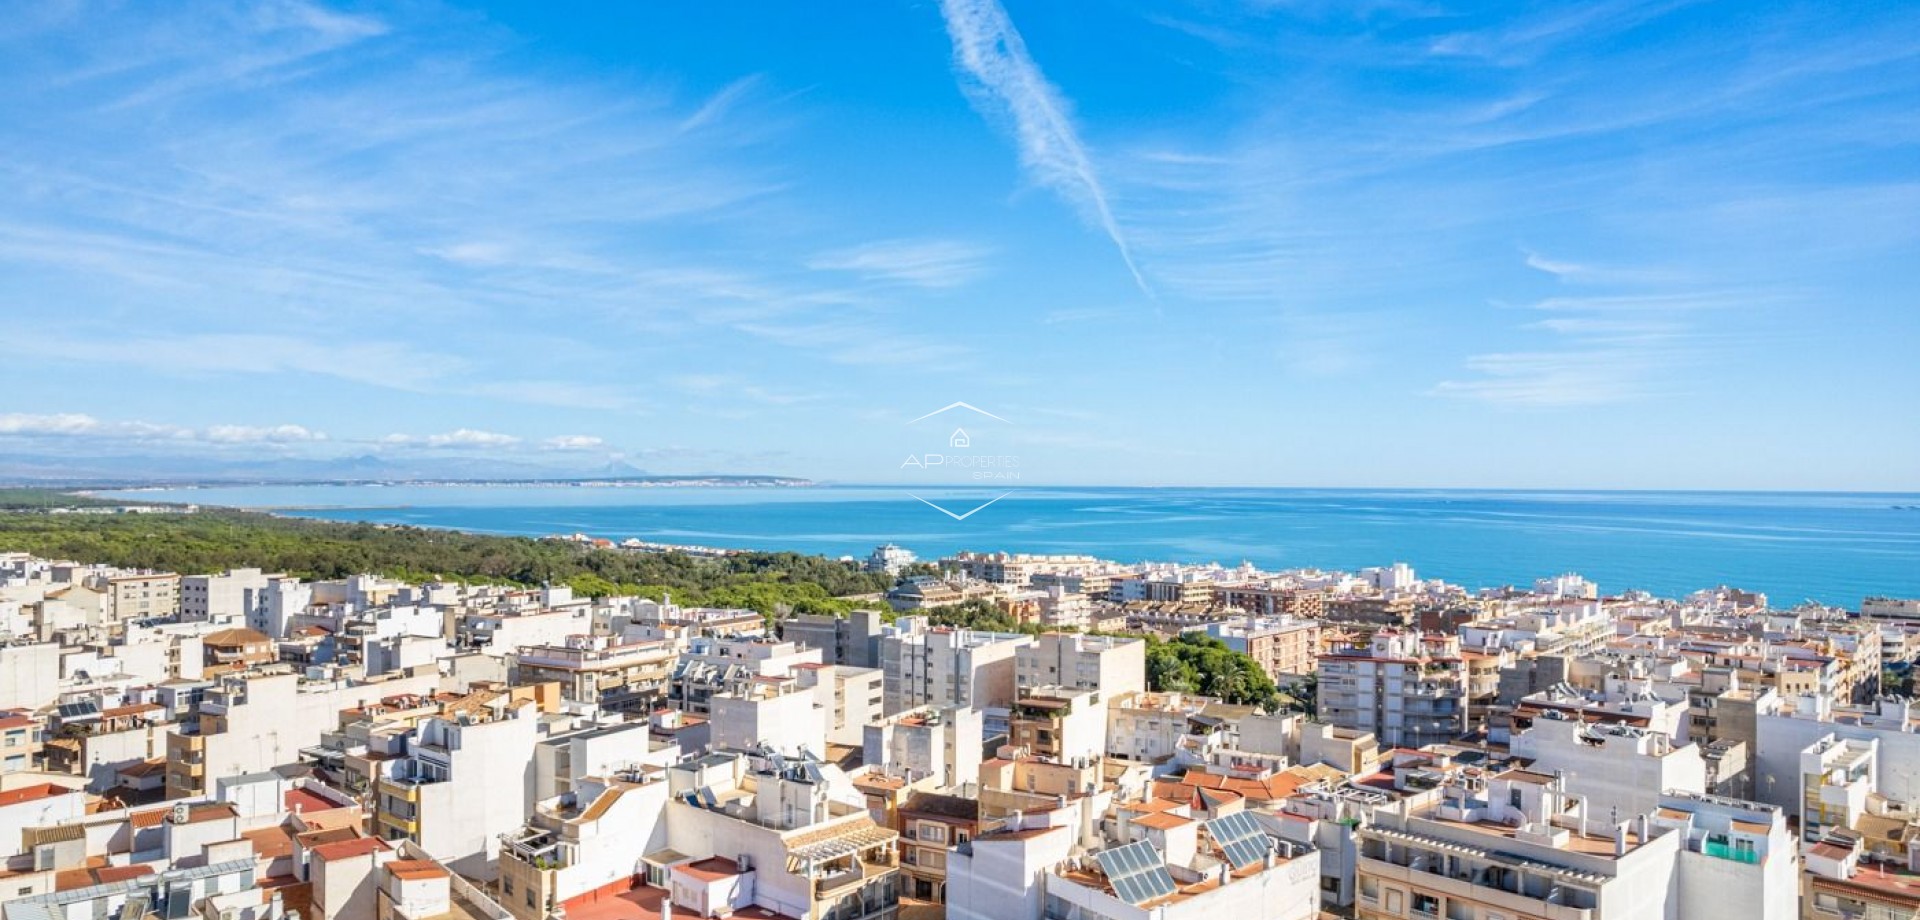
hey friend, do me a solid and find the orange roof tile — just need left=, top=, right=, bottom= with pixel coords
left=0, top=784, right=75, bottom=808
left=311, top=837, right=390, bottom=861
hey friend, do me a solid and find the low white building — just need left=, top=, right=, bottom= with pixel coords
left=1509, top=712, right=1708, bottom=822
left=864, top=705, right=985, bottom=791
left=709, top=676, right=827, bottom=758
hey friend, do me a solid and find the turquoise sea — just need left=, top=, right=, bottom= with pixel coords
left=98, top=485, right=1920, bottom=608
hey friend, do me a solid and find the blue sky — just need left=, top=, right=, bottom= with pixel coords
left=0, top=0, right=1916, bottom=489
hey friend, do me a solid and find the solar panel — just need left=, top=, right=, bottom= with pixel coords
left=1095, top=841, right=1176, bottom=904
left=1204, top=811, right=1273, bottom=870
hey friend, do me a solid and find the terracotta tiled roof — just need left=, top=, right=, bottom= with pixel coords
left=672, top=857, right=742, bottom=882
left=0, top=784, right=75, bottom=808
left=311, top=837, right=391, bottom=861
left=387, top=860, right=449, bottom=881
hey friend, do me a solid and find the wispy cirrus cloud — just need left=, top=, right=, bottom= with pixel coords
left=0, top=329, right=634, bottom=411
left=807, top=239, right=991, bottom=288
left=1434, top=250, right=1766, bottom=407
left=0, top=0, right=939, bottom=434
left=937, top=0, right=1150, bottom=296
left=733, top=321, right=968, bottom=368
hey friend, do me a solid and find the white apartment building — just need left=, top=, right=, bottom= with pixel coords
left=1015, top=632, right=1146, bottom=699
left=1106, top=692, right=1237, bottom=765
left=668, top=635, right=823, bottom=713
left=659, top=751, right=902, bottom=920
left=1510, top=712, right=1709, bottom=822
left=882, top=627, right=1031, bottom=715
left=372, top=701, right=543, bottom=879
left=167, top=667, right=441, bottom=799
left=531, top=719, right=680, bottom=801
left=497, top=766, right=673, bottom=920
left=945, top=552, right=1104, bottom=586
left=1357, top=770, right=1680, bottom=920
left=951, top=799, right=1320, bottom=920
left=709, top=675, right=828, bottom=758
left=0, top=642, right=63, bottom=710
left=1535, top=573, right=1600, bottom=599
left=946, top=810, right=1081, bottom=920
left=248, top=577, right=312, bottom=639
left=793, top=663, right=885, bottom=747
left=1011, top=686, right=1107, bottom=765
left=1318, top=631, right=1470, bottom=748
left=1650, top=791, right=1799, bottom=920
left=1796, top=734, right=1877, bottom=844
left=179, top=568, right=273, bottom=624
left=1752, top=695, right=1920, bottom=815
left=513, top=636, right=676, bottom=711
left=864, top=705, right=986, bottom=790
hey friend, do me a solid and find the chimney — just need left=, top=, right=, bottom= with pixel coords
left=1613, top=822, right=1628, bottom=858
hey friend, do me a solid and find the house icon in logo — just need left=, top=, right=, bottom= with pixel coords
left=949, top=428, right=970, bottom=448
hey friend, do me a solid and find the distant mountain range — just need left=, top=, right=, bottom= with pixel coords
left=0, top=452, right=807, bottom=488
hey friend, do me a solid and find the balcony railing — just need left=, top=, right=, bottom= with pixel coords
left=1703, top=841, right=1759, bottom=864
left=816, top=856, right=896, bottom=897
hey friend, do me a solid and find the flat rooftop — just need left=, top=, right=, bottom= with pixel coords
left=561, top=884, right=797, bottom=920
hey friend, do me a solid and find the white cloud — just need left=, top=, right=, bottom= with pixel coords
left=425, top=429, right=519, bottom=449
left=1435, top=255, right=1746, bottom=407
left=807, top=239, right=990, bottom=288
left=0, top=413, right=103, bottom=436
left=203, top=424, right=327, bottom=444
left=0, top=413, right=322, bottom=443
left=1431, top=350, right=1657, bottom=407
left=542, top=435, right=606, bottom=451
left=938, top=0, right=1150, bottom=295
left=382, top=429, right=523, bottom=450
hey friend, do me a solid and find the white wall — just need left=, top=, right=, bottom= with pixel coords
left=549, top=779, right=670, bottom=903
left=944, top=822, right=1074, bottom=920
left=0, top=790, right=84, bottom=861
left=1510, top=719, right=1706, bottom=822
left=0, top=644, right=61, bottom=710
left=710, top=689, right=825, bottom=757
left=1754, top=711, right=1920, bottom=811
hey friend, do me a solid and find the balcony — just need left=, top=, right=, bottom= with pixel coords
left=815, top=856, right=897, bottom=897
left=377, top=774, right=436, bottom=798
left=500, top=830, right=566, bottom=869
left=1702, top=840, right=1759, bottom=864
left=1358, top=833, right=1599, bottom=920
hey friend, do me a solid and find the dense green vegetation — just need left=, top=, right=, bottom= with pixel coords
left=0, top=499, right=891, bottom=619
left=924, top=598, right=1049, bottom=634
left=1144, top=633, right=1282, bottom=710
left=0, top=489, right=120, bottom=510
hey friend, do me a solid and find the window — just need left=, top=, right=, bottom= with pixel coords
left=502, top=879, right=513, bottom=895
left=525, top=889, right=536, bottom=908
left=1411, top=892, right=1440, bottom=917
